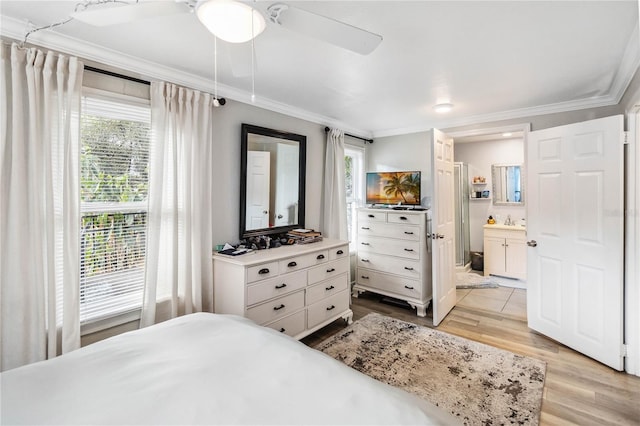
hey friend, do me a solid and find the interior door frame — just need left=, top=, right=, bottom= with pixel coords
left=625, top=104, right=640, bottom=376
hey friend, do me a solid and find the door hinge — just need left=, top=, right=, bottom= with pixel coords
left=622, top=344, right=628, bottom=357
left=624, top=131, right=629, bottom=145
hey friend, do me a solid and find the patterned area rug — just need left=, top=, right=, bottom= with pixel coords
left=456, top=271, right=499, bottom=289
left=316, top=313, right=546, bottom=425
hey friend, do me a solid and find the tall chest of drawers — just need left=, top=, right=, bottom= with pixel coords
left=213, top=239, right=353, bottom=339
left=354, top=208, right=432, bottom=317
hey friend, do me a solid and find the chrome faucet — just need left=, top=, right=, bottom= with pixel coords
left=505, top=214, right=513, bottom=226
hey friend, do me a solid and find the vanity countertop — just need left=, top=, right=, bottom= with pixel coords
left=483, top=223, right=526, bottom=231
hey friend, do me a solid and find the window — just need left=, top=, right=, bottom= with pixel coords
left=345, top=145, right=364, bottom=250
left=80, top=93, right=150, bottom=324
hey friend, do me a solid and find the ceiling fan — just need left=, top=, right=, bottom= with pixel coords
left=70, top=0, right=383, bottom=55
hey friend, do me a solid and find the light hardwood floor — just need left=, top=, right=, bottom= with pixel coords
left=302, top=288, right=640, bottom=426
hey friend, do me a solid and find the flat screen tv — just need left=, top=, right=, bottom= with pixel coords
left=366, top=171, right=421, bottom=206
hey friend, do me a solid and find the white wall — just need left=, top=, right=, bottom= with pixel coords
left=211, top=99, right=327, bottom=246
left=366, top=130, right=433, bottom=208
left=454, top=138, right=525, bottom=252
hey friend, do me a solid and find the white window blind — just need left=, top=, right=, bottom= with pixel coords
left=80, top=94, right=150, bottom=324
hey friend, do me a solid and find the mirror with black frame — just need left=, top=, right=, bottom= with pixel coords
left=492, top=163, right=524, bottom=206
left=240, top=124, right=306, bottom=239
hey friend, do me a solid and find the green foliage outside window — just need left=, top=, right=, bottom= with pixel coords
left=80, top=116, right=149, bottom=280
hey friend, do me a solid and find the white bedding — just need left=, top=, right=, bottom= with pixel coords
left=1, top=313, right=458, bottom=425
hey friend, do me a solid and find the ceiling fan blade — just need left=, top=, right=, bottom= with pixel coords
left=71, top=1, right=189, bottom=26
left=267, top=3, right=382, bottom=55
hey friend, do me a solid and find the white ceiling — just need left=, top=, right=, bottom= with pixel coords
left=1, top=1, right=639, bottom=138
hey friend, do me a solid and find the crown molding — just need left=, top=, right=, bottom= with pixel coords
left=0, top=15, right=372, bottom=139
left=373, top=23, right=640, bottom=139
left=372, top=93, right=621, bottom=139
left=2, top=14, right=637, bottom=141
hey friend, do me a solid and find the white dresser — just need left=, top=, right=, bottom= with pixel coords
left=213, top=239, right=352, bottom=339
left=353, top=208, right=432, bottom=316
left=483, top=224, right=527, bottom=280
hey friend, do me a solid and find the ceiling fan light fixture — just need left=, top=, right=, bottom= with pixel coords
left=196, top=0, right=266, bottom=43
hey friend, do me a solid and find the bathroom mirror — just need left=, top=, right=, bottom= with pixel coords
left=240, top=124, right=306, bottom=238
left=492, top=164, right=524, bottom=206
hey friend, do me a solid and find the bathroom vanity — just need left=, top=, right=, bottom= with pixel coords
left=483, top=224, right=527, bottom=280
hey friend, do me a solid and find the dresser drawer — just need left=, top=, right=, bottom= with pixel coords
left=247, top=270, right=307, bottom=306
left=357, top=252, right=421, bottom=279
left=356, top=269, right=422, bottom=299
left=307, top=290, right=350, bottom=329
left=358, top=210, right=386, bottom=223
left=358, top=236, right=421, bottom=259
left=264, top=310, right=306, bottom=338
left=358, top=222, right=420, bottom=241
left=329, top=245, right=349, bottom=260
left=247, top=261, right=279, bottom=283
left=279, top=250, right=328, bottom=273
left=246, top=290, right=305, bottom=325
left=387, top=213, right=424, bottom=226
left=306, top=274, right=349, bottom=305
left=308, top=258, right=349, bottom=285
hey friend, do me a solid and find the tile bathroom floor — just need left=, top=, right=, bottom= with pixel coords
left=456, top=286, right=527, bottom=320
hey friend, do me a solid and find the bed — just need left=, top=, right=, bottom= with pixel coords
left=1, top=313, right=457, bottom=425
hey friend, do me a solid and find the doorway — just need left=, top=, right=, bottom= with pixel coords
left=452, top=127, right=528, bottom=279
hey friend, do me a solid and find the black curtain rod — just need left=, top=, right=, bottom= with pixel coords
left=85, top=65, right=150, bottom=86
left=324, top=126, right=373, bottom=144
left=83, top=66, right=227, bottom=105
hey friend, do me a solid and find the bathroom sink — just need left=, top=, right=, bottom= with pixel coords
left=483, top=223, right=526, bottom=231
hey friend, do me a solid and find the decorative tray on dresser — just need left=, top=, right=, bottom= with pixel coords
left=212, top=239, right=352, bottom=340
left=354, top=208, right=432, bottom=317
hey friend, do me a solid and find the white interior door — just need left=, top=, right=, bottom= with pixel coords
left=527, top=115, right=624, bottom=370
left=431, top=129, right=456, bottom=326
left=246, top=151, right=271, bottom=230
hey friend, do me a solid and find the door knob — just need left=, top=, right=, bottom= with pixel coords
left=277, top=214, right=283, bottom=219
left=263, top=210, right=268, bottom=214
left=527, top=240, right=537, bottom=247
left=431, top=233, right=445, bottom=239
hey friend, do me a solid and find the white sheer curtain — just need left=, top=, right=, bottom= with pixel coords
left=0, top=43, right=83, bottom=371
left=141, top=82, right=214, bottom=327
left=323, top=128, right=348, bottom=240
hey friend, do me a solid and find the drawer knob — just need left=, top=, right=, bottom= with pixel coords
left=399, top=216, right=408, bottom=220
left=326, top=305, right=336, bottom=311
left=404, top=231, right=414, bottom=235
left=361, top=226, right=370, bottom=230
left=316, top=254, right=325, bottom=260
left=273, top=304, right=285, bottom=311
left=361, top=258, right=370, bottom=262
left=404, top=248, right=414, bottom=252
left=325, top=285, right=335, bottom=291
left=275, top=283, right=287, bottom=289
left=404, top=267, right=414, bottom=271
left=258, top=268, right=270, bottom=275
left=404, top=285, right=414, bottom=290
left=326, top=268, right=336, bottom=273
left=336, top=250, right=344, bottom=255
left=368, top=214, right=375, bottom=218
left=279, top=328, right=286, bottom=333
left=361, top=275, right=369, bottom=279
left=361, top=242, right=370, bottom=246
left=288, top=261, right=297, bottom=267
